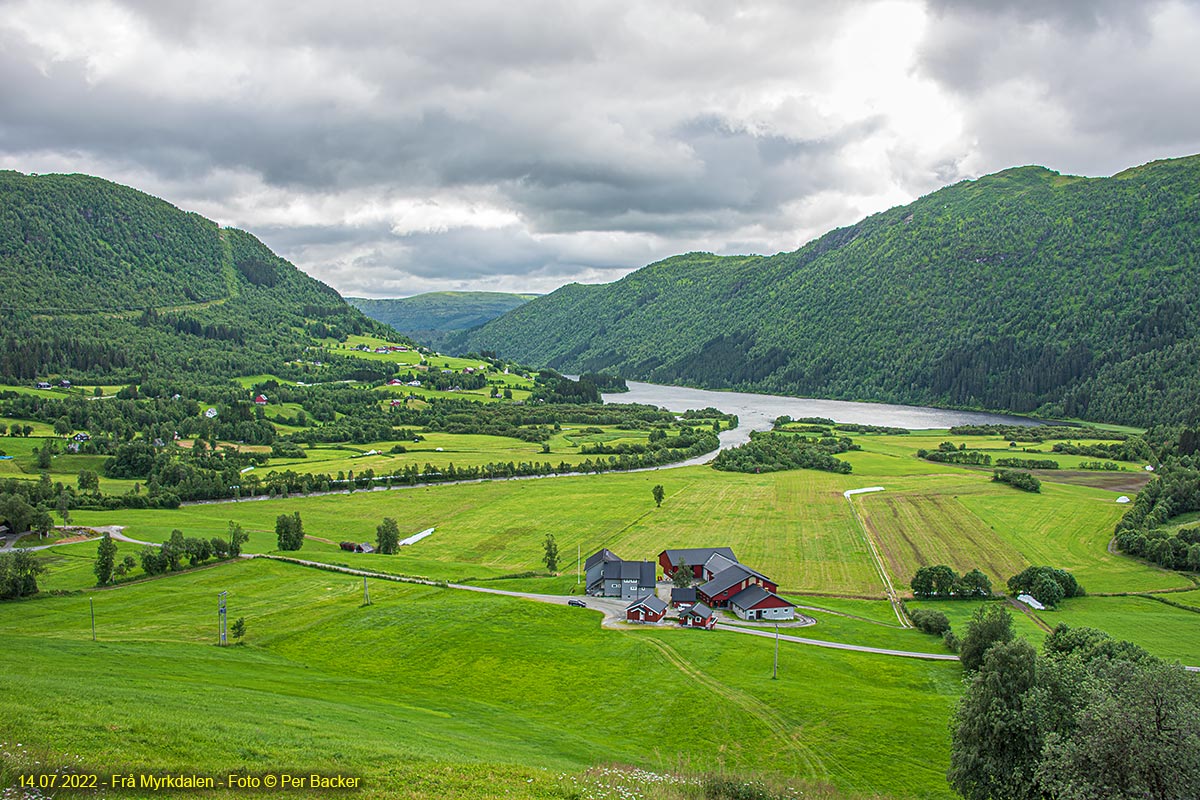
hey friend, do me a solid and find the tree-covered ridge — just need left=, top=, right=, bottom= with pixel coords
left=0, top=171, right=399, bottom=385
left=348, top=291, right=539, bottom=344
left=453, top=155, right=1200, bottom=426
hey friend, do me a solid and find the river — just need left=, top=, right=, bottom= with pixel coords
left=602, top=381, right=1040, bottom=452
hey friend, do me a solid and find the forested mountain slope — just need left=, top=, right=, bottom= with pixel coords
left=0, top=171, right=396, bottom=385
left=348, top=291, right=537, bottom=347
left=453, top=156, right=1200, bottom=426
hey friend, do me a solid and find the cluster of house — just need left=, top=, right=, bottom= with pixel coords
left=354, top=344, right=411, bottom=354
left=585, top=546, right=796, bottom=630
left=34, top=379, right=72, bottom=390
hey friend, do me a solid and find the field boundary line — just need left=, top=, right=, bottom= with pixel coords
left=843, top=488, right=910, bottom=628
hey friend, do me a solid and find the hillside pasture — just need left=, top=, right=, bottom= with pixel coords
left=0, top=557, right=962, bottom=799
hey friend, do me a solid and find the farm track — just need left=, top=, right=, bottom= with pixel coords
left=843, top=489, right=910, bottom=627
left=639, top=636, right=829, bottom=780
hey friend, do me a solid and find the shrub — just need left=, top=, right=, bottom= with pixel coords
left=911, top=609, right=951, bottom=636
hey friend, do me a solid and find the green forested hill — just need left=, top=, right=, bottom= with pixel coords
left=348, top=291, right=538, bottom=347
left=0, top=171, right=397, bottom=385
left=453, top=156, right=1200, bottom=426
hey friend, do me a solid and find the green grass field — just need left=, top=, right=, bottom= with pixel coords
left=0, top=557, right=962, bottom=798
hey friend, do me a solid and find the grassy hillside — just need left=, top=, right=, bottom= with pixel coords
left=0, top=557, right=963, bottom=799
left=453, top=155, right=1200, bottom=426
left=349, top=292, right=538, bottom=347
left=0, top=171, right=400, bottom=386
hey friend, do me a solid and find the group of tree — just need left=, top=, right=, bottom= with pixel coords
left=542, top=534, right=558, bottom=572
left=1113, top=462, right=1200, bottom=570
left=375, top=517, right=400, bottom=554
left=275, top=512, right=305, bottom=551
left=713, top=431, right=854, bottom=475
left=992, top=469, right=1041, bottom=492
left=949, top=618, right=1200, bottom=800
left=910, top=565, right=993, bottom=599
left=0, top=549, right=45, bottom=599
left=1007, top=565, right=1083, bottom=608
left=138, top=524, right=246, bottom=576
left=994, top=457, right=1059, bottom=470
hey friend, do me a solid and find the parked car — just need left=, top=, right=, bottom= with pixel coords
left=567, top=599, right=586, bottom=608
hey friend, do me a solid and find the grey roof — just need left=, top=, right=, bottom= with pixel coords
left=729, top=584, right=793, bottom=610
left=683, top=602, right=714, bottom=620
left=671, top=587, right=698, bottom=603
left=585, top=548, right=621, bottom=571
left=703, top=552, right=738, bottom=575
left=699, top=564, right=757, bottom=597
left=661, top=547, right=736, bottom=567
left=601, top=559, right=656, bottom=587
left=628, top=595, right=668, bottom=614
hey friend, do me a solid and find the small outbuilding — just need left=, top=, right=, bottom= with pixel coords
left=670, top=586, right=698, bottom=608
left=626, top=595, right=668, bottom=623
left=679, top=602, right=717, bottom=630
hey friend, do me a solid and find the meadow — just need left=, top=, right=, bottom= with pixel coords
left=0, top=557, right=963, bottom=799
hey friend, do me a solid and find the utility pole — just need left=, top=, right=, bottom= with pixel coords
left=773, top=623, right=779, bottom=680
left=576, top=542, right=581, bottom=585
left=363, top=576, right=371, bottom=606
left=218, top=590, right=227, bottom=646
left=90, top=597, right=95, bottom=642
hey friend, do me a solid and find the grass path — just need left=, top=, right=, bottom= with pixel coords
left=639, top=635, right=828, bottom=780
left=844, top=488, right=910, bottom=627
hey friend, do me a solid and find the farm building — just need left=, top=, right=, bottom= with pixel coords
left=728, top=585, right=796, bottom=621
left=584, top=548, right=656, bottom=600
left=35, top=381, right=51, bottom=389
left=698, top=564, right=778, bottom=608
left=658, top=547, right=737, bottom=580
left=679, top=602, right=717, bottom=630
left=254, top=394, right=268, bottom=405
left=625, top=595, right=668, bottom=623
left=670, top=586, right=698, bottom=608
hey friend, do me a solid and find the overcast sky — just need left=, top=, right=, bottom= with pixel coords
left=3, top=0, right=1199, bottom=297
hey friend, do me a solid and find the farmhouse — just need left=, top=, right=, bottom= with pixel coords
left=73, top=432, right=90, bottom=441
left=698, top=564, right=778, bottom=608
left=659, top=547, right=737, bottom=580
left=35, top=381, right=51, bottom=389
left=679, top=602, right=717, bottom=630
left=204, top=408, right=219, bottom=418
left=388, top=378, right=404, bottom=386
left=584, top=548, right=656, bottom=600
left=728, top=585, right=796, bottom=621
left=670, top=586, right=698, bottom=608
left=625, top=595, right=668, bottom=623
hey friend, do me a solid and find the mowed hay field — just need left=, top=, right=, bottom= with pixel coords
left=68, top=429, right=1184, bottom=599
left=0, top=557, right=962, bottom=799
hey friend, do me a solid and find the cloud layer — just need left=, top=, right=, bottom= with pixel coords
left=2, top=0, right=1198, bottom=296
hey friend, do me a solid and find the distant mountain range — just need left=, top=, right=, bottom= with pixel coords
left=452, top=155, right=1200, bottom=426
left=0, top=171, right=398, bottom=387
left=348, top=292, right=538, bottom=348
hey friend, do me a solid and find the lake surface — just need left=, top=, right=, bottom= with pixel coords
left=602, top=381, right=1040, bottom=451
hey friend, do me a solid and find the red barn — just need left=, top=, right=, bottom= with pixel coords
left=729, top=585, right=796, bottom=621
left=254, top=394, right=268, bottom=405
left=697, top=564, right=777, bottom=608
left=658, top=547, right=737, bottom=580
left=625, top=595, right=668, bottom=623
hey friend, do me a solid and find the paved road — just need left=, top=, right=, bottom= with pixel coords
left=0, top=526, right=158, bottom=553
left=253, top=554, right=961, bottom=661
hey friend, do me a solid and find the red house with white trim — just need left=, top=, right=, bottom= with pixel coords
left=679, top=602, right=717, bottom=630
left=625, top=595, right=668, bottom=623
left=254, top=394, right=268, bottom=405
